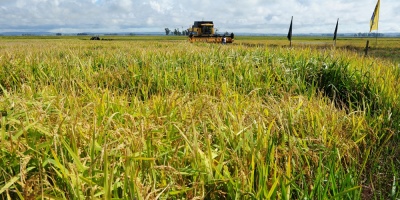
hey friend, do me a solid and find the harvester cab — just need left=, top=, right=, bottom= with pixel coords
left=188, top=21, right=234, bottom=43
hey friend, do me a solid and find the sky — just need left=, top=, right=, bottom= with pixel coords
left=0, top=0, right=399, bottom=34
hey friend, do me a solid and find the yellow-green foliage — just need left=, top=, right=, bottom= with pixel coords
left=0, top=37, right=399, bottom=199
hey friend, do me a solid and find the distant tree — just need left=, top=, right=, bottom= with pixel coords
left=174, top=28, right=179, bottom=36
left=165, top=28, right=171, bottom=35
left=182, top=30, right=188, bottom=36
left=56, top=33, right=62, bottom=36
left=90, top=36, right=101, bottom=40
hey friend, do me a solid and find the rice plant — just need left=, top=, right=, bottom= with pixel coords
left=0, top=37, right=399, bottom=199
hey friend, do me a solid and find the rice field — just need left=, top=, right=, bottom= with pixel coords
left=0, top=36, right=399, bottom=199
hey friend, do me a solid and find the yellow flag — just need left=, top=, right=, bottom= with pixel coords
left=370, top=0, right=380, bottom=32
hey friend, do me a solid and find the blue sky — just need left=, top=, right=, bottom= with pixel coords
left=0, top=0, right=398, bottom=33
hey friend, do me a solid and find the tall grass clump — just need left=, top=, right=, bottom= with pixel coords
left=0, top=37, right=399, bottom=199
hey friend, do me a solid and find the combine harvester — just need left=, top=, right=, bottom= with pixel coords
left=188, top=21, right=234, bottom=43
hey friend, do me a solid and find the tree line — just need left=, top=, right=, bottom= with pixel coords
left=165, top=28, right=190, bottom=36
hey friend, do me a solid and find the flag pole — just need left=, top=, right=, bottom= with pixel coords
left=376, top=29, right=378, bottom=47
left=375, top=8, right=379, bottom=47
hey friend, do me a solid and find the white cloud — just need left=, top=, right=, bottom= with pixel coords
left=146, top=17, right=154, bottom=25
left=148, top=1, right=173, bottom=14
left=0, top=0, right=398, bottom=34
